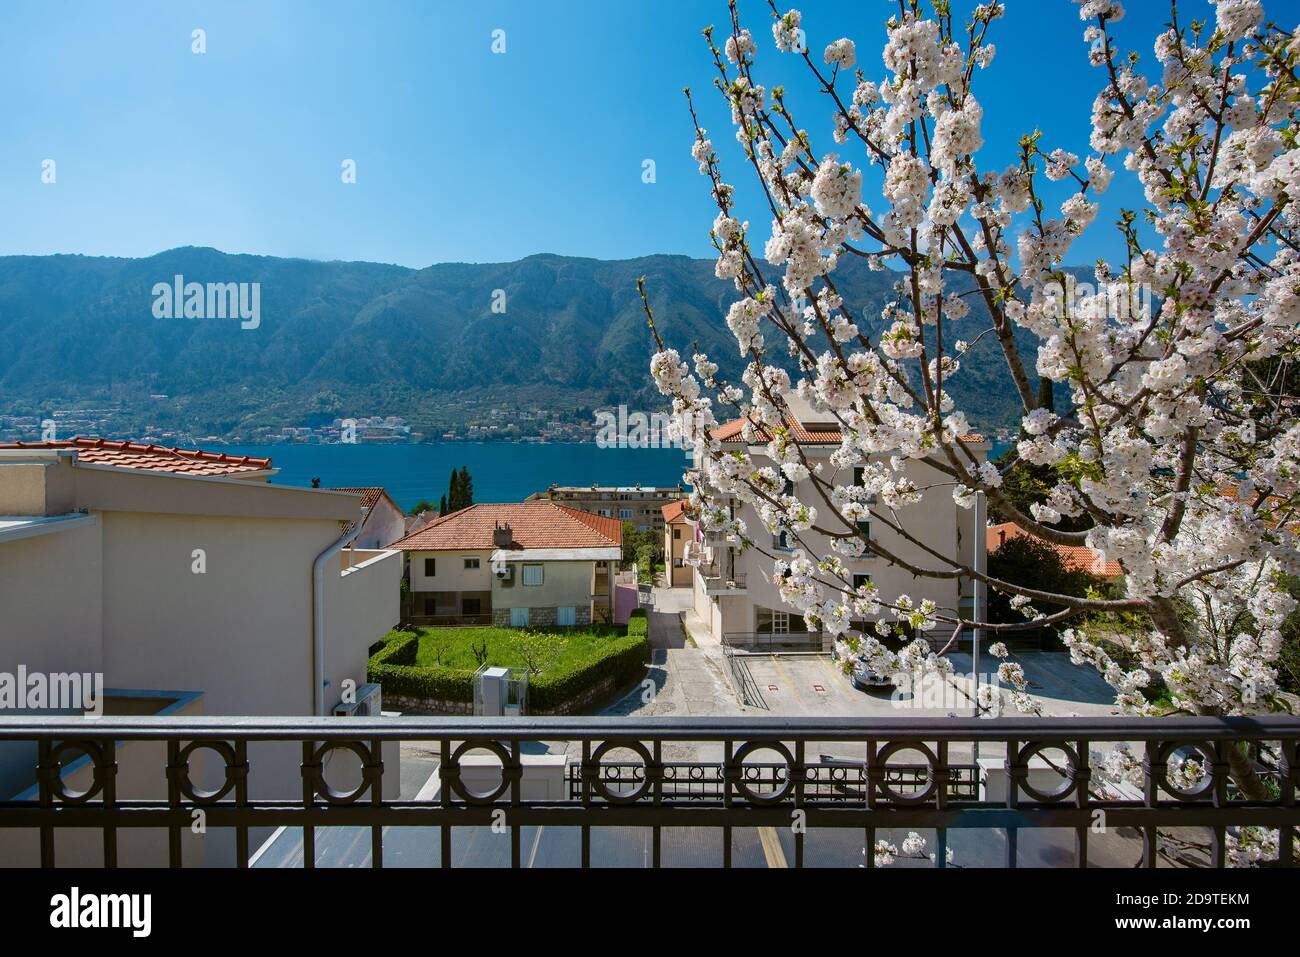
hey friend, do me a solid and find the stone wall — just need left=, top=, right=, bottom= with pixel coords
left=490, top=606, right=592, bottom=628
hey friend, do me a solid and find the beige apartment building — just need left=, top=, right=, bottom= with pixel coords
left=393, top=502, right=622, bottom=627
left=0, top=439, right=402, bottom=865
left=527, top=483, right=687, bottom=532
left=685, top=399, right=989, bottom=644
left=662, top=499, right=692, bottom=587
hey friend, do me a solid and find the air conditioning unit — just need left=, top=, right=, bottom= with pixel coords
left=333, top=682, right=382, bottom=717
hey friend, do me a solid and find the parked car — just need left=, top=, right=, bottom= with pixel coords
left=851, top=658, right=895, bottom=691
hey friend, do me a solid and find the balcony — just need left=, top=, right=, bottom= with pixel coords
left=0, top=715, right=1296, bottom=868
left=699, top=564, right=747, bottom=595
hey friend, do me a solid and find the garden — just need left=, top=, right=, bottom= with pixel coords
left=368, top=611, right=650, bottom=714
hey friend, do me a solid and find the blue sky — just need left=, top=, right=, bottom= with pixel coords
left=0, top=0, right=1250, bottom=268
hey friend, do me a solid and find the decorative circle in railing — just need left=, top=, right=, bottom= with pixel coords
left=172, top=741, right=243, bottom=805
left=729, top=741, right=796, bottom=805
left=872, top=742, right=940, bottom=805
left=44, top=740, right=112, bottom=805
left=588, top=741, right=656, bottom=803
left=1153, top=741, right=1217, bottom=802
left=307, top=740, right=380, bottom=806
left=1014, top=742, right=1081, bottom=802
left=446, top=739, right=518, bottom=805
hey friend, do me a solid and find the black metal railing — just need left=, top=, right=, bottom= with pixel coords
left=0, top=715, right=1296, bottom=868
left=569, top=760, right=981, bottom=802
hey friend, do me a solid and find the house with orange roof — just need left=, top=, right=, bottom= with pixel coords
left=986, top=522, right=1122, bottom=579
left=662, top=499, right=693, bottom=587
left=389, top=502, right=623, bottom=627
left=328, top=486, right=407, bottom=549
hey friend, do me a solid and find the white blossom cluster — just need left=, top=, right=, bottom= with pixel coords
left=649, top=0, right=1300, bottom=828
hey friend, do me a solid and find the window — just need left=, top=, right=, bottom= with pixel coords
left=423, top=558, right=436, bottom=576
left=598, top=509, right=611, bottom=517
left=619, top=508, right=633, bottom=520
left=853, top=574, right=872, bottom=591
left=522, top=564, right=544, bottom=586
left=462, top=597, right=482, bottom=616
left=673, top=528, right=682, bottom=540
left=773, top=530, right=790, bottom=551
left=856, top=519, right=871, bottom=540
left=510, top=607, right=529, bottom=627
left=674, top=558, right=683, bottom=567
left=557, top=606, right=576, bottom=626
left=758, top=606, right=806, bottom=634
left=463, top=557, right=480, bottom=570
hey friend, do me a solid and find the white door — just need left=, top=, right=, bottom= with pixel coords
left=510, top=607, right=529, bottom=627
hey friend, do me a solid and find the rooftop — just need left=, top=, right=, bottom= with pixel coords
left=713, top=416, right=985, bottom=446
left=987, top=522, right=1121, bottom=578
left=0, top=437, right=274, bottom=477
left=328, top=486, right=401, bottom=535
left=389, top=502, right=622, bottom=552
left=661, top=499, right=690, bottom=524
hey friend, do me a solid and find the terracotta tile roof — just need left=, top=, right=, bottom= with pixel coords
left=389, top=502, right=622, bottom=552
left=987, top=522, right=1122, bottom=578
left=713, top=416, right=983, bottom=445
left=662, top=499, right=690, bottom=524
left=0, top=437, right=273, bottom=476
left=328, top=486, right=401, bottom=536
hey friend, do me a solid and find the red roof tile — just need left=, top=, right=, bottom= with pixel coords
left=662, top=499, right=689, bottom=524
left=389, top=502, right=622, bottom=552
left=0, top=437, right=273, bottom=476
left=987, top=522, right=1121, bottom=578
left=328, top=486, right=401, bottom=536
left=713, top=416, right=983, bottom=445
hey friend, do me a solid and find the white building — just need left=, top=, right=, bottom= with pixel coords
left=686, top=398, right=989, bottom=643
left=0, top=438, right=403, bottom=865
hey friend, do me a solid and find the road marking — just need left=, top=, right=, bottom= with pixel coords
left=758, top=826, right=788, bottom=868
left=769, top=655, right=803, bottom=704
left=526, top=826, right=544, bottom=868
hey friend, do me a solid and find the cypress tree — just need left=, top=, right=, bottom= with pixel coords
left=438, top=494, right=448, bottom=517
left=458, top=466, right=473, bottom=507
left=447, top=469, right=461, bottom=512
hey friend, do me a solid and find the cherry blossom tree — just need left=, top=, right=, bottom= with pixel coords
left=643, top=0, right=1300, bottom=806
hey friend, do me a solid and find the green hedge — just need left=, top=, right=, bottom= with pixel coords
left=368, top=631, right=474, bottom=702
left=367, top=619, right=651, bottom=711
left=528, top=630, right=650, bottom=711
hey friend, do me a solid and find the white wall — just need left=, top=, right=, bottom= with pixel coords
left=408, top=549, right=493, bottom=592
left=492, top=560, right=593, bottom=611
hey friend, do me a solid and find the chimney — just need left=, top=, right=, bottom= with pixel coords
left=493, top=521, right=513, bottom=549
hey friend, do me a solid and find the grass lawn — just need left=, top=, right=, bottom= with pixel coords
left=413, top=625, right=627, bottom=674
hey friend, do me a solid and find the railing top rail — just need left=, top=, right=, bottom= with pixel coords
left=1, top=714, right=1298, bottom=742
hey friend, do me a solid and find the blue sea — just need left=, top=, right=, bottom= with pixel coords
left=223, top=442, right=693, bottom=510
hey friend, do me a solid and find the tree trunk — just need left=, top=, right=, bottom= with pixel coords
left=1147, top=596, right=1186, bottom=646
left=1224, top=741, right=1271, bottom=802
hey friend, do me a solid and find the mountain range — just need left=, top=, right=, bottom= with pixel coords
left=0, top=246, right=1049, bottom=440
